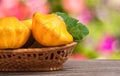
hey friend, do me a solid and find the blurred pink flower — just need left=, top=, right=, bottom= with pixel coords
left=0, top=0, right=19, bottom=17
left=0, top=0, right=50, bottom=19
left=97, top=35, right=116, bottom=54
left=75, top=10, right=92, bottom=24
left=0, top=0, right=19, bottom=9
left=0, top=0, right=30, bottom=20
left=5, top=3, right=30, bottom=20
left=0, top=8, right=5, bottom=17
left=71, top=54, right=88, bottom=60
left=25, top=0, right=50, bottom=17
left=62, top=0, right=86, bottom=14
left=62, top=0, right=92, bottom=24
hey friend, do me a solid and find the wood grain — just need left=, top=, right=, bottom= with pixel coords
left=0, top=59, right=120, bottom=76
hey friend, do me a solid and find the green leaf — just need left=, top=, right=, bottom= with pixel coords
left=55, top=12, right=89, bottom=41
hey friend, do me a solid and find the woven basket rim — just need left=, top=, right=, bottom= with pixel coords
left=0, top=42, right=77, bottom=52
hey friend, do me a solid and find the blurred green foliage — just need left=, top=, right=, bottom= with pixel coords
left=48, top=0, right=66, bottom=13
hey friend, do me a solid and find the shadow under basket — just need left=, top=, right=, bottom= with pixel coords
left=0, top=42, right=77, bottom=71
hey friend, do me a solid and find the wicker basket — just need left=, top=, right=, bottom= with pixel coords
left=0, top=42, right=77, bottom=71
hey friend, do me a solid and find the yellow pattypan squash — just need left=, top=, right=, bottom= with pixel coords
left=32, top=12, right=73, bottom=46
left=0, top=17, right=30, bottom=49
left=22, top=19, right=32, bottom=29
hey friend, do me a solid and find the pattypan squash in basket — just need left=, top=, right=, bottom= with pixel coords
left=0, top=17, right=30, bottom=49
left=32, top=12, right=73, bottom=46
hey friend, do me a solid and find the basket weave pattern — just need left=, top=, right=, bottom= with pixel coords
left=0, top=42, right=76, bottom=71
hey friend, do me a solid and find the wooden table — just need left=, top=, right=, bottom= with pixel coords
left=0, top=59, right=120, bottom=76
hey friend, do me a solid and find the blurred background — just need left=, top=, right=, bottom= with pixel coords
left=0, top=0, right=120, bottom=59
